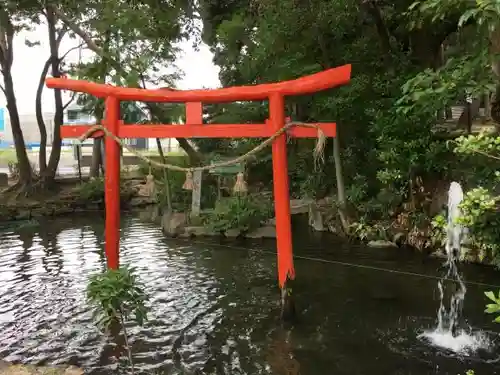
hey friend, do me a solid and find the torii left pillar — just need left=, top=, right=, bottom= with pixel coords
left=104, top=96, right=121, bottom=270
left=102, top=99, right=204, bottom=270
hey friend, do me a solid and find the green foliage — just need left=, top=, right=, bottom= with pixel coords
left=288, top=149, right=335, bottom=199
left=431, top=212, right=447, bottom=247
left=87, top=266, right=149, bottom=328
left=451, top=132, right=500, bottom=264
left=205, top=194, right=273, bottom=233
left=455, top=187, right=500, bottom=264
left=66, top=0, right=193, bottom=121
left=485, top=290, right=500, bottom=322
left=397, top=52, right=496, bottom=115
left=454, top=133, right=500, bottom=160
left=349, top=219, right=389, bottom=242
left=76, top=178, right=105, bottom=201
left=75, top=177, right=131, bottom=203
left=409, top=0, right=500, bottom=32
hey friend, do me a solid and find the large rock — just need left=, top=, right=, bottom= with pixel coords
left=179, top=226, right=217, bottom=238
left=308, top=203, right=326, bottom=231
left=224, top=228, right=242, bottom=238
left=246, top=225, right=277, bottom=238
left=367, top=240, right=398, bottom=248
left=316, top=196, right=335, bottom=207
left=161, top=211, right=187, bottom=236
left=290, top=198, right=314, bottom=214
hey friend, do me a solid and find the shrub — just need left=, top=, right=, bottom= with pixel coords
left=204, top=194, right=273, bottom=233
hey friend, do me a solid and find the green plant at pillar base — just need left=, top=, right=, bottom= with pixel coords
left=87, top=266, right=149, bottom=374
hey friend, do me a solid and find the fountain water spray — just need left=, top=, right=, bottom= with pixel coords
left=420, top=182, right=491, bottom=354
left=437, top=181, right=466, bottom=336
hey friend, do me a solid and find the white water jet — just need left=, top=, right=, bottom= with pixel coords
left=446, top=181, right=464, bottom=259
left=420, top=182, right=492, bottom=354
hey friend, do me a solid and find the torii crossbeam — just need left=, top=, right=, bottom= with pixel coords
left=46, top=64, right=351, bottom=320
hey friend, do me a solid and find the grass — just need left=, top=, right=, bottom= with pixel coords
left=0, top=148, right=16, bottom=164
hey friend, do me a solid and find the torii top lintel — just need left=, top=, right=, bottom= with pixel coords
left=46, top=64, right=351, bottom=103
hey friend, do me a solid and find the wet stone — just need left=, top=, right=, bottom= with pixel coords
left=53, top=206, right=74, bottom=216
left=246, top=225, right=277, bottom=238
left=14, top=209, right=31, bottom=220
left=30, top=207, right=52, bottom=217
left=180, top=226, right=215, bottom=238
left=367, top=239, right=398, bottom=248
left=161, top=211, right=187, bottom=237
left=224, top=228, right=241, bottom=238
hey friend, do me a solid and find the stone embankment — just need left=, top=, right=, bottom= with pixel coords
left=0, top=360, right=83, bottom=375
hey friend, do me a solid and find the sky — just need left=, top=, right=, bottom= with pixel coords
left=0, top=25, right=221, bottom=115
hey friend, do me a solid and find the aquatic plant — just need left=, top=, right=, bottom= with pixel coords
left=87, top=266, right=149, bottom=374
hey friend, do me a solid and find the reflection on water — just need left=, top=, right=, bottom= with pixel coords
left=0, top=213, right=499, bottom=374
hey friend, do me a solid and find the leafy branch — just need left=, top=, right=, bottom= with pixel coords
left=396, top=52, right=496, bottom=115
left=87, top=266, right=149, bottom=374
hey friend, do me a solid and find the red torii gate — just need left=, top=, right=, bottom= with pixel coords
left=46, top=64, right=351, bottom=318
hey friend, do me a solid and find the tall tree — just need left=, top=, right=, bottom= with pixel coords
left=35, top=29, right=82, bottom=178
left=50, top=1, right=203, bottom=169
left=0, top=4, right=33, bottom=187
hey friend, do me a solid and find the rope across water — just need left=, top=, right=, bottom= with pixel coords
left=174, top=239, right=500, bottom=290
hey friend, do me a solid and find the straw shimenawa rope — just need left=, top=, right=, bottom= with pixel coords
left=78, top=120, right=327, bottom=188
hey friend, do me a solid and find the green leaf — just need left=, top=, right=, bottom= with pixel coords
left=485, top=303, right=500, bottom=314
left=485, top=291, right=497, bottom=302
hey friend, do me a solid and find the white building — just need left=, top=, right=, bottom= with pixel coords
left=0, top=108, right=59, bottom=147
left=0, top=103, right=184, bottom=153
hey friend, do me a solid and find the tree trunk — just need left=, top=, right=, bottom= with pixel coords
left=90, top=138, right=103, bottom=177
left=177, top=138, right=201, bottom=165
left=52, top=7, right=204, bottom=166
left=4, top=72, right=32, bottom=184
left=146, top=103, right=202, bottom=165
left=484, top=92, right=492, bottom=121
left=43, top=7, right=64, bottom=185
left=35, top=58, right=51, bottom=175
left=0, top=11, right=32, bottom=185
left=90, top=104, right=104, bottom=178
left=315, top=33, right=349, bottom=231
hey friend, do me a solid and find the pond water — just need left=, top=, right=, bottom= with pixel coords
left=0, top=213, right=499, bottom=375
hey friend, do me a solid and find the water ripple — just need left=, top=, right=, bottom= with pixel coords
left=0, top=214, right=499, bottom=374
